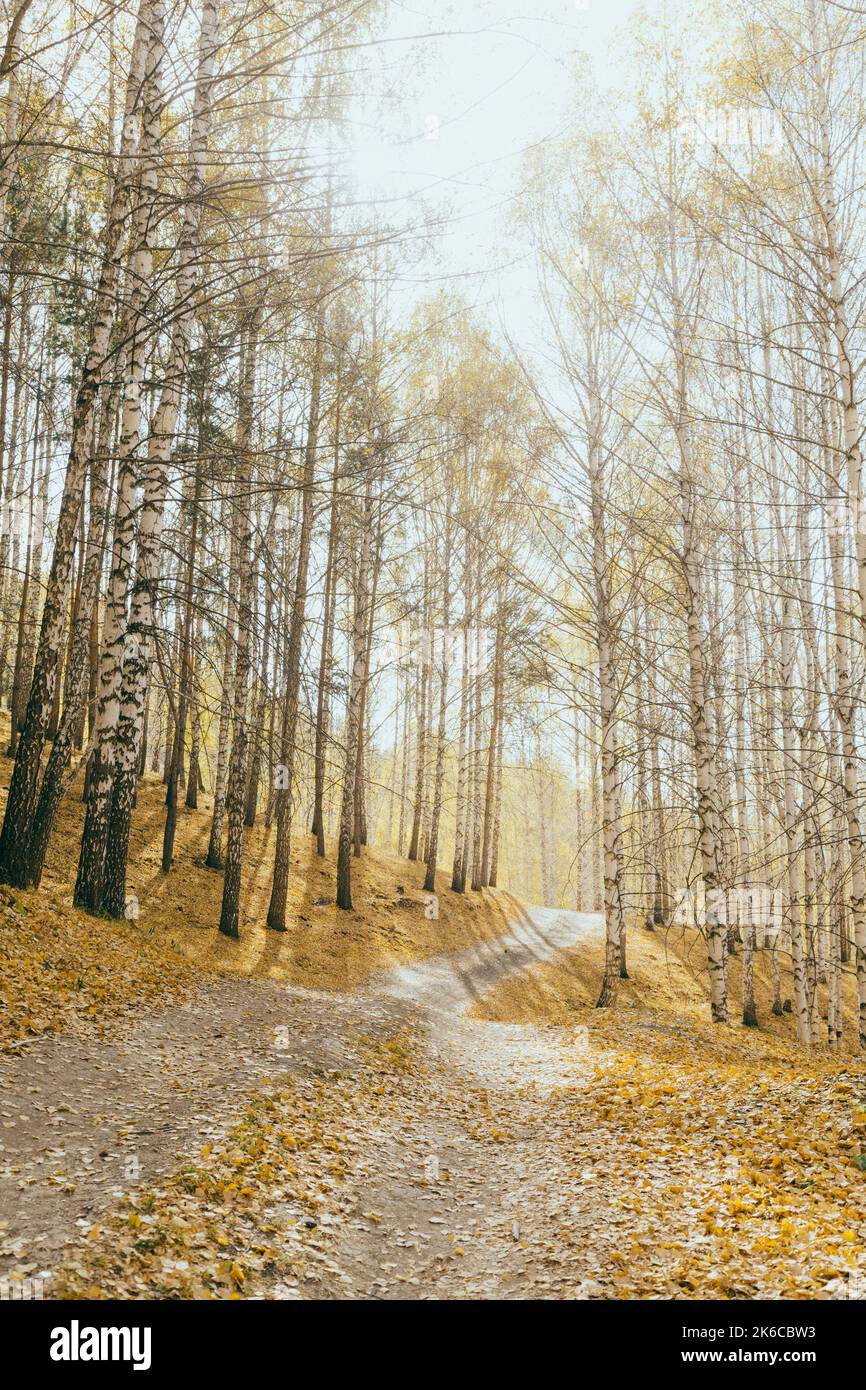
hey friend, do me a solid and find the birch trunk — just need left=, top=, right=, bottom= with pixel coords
left=219, top=297, right=262, bottom=938
left=0, top=1, right=150, bottom=887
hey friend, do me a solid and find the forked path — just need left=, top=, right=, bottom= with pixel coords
left=0, top=904, right=605, bottom=1297
left=322, top=905, right=611, bottom=1298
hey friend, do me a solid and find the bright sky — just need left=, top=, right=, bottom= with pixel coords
left=340, top=0, right=646, bottom=324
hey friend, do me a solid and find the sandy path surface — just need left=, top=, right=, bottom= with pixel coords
left=0, top=905, right=605, bottom=1297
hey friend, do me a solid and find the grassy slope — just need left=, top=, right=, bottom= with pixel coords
left=472, top=915, right=862, bottom=1054
left=470, top=919, right=866, bottom=1298
left=0, top=722, right=516, bottom=1050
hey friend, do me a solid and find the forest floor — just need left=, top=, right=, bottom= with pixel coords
left=1, top=758, right=866, bottom=1299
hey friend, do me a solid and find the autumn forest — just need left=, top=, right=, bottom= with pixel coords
left=0, top=0, right=865, bottom=1324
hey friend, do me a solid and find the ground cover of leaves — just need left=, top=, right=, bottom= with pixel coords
left=0, top=883, right=194, bottom=1055
left=53, top=1030, right=426, bottom=1299
left=48, top=998, right=866, bottom=1301
left=549, top=1013, right=866, bottom=1298
left=4, top=719, right=866, bottom=1300
left=3, top=750, right=515, bottom=996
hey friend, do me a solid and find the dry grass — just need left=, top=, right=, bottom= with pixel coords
left=471, top=917, right=863, bottom=1056
left=0, top=876, right=196, bottom=1054
left=45, top=773, right=515, bottom=992
left=0, top=715, right=516, bottom=1049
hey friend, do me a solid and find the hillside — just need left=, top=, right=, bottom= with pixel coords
left=472, top=916, right=863, bottom=1054
left=0, top=739, right=517, bottom=1053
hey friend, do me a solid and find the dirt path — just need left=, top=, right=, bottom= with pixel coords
left=14, top=906, right=857, bottom=1302
left=0, top=905, right=604, bottom=1296
left=0, top=978, right=404, bottom=1281
left=317, top=906, right=613, bottom=1298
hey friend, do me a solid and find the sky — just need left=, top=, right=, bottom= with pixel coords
left=338, top=0, right=647, bottom=328
left=332, top=0, right=651, bottom=740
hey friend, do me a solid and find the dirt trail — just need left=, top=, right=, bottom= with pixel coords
left=368, top=903, right=605, bottom=1092
left=0, top=979, right=403, bottom=1280
left=319, top=906, right=611, bottom=1298
left=0, top=905, right=604, bottom=1297
left=370, top=904, right=600, bottom=1017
